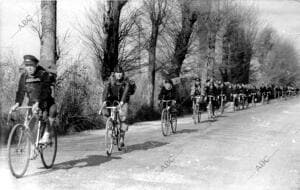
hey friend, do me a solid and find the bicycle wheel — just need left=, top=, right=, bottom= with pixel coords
left=161, top=109, right=169, bottom=136
left=41, top=124, right=57, bottom=169
left=105, top=118, right=114, bottom=156
left=7, top=124, right=31, bottom=178
left=171, top=114, right=177, bottom=133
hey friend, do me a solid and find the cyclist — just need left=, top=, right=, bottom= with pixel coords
left=158, top=79, right=178, bottom=115
left=10, top=55, right=57, bottom=144
left=190, top=78, right=204, bottom=110
left=102, top=65, right=131, bottom=148
left=205, top=79, right=217, bottom=118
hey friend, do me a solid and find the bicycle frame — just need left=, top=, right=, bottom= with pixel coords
left=161, top=100, right=174, bottom=117
left=8, top=106, right=46, bottom=159
left=193, top=96, right=203, bottom=107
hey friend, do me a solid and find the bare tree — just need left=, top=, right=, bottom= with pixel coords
left=80, top=0, right=143, bottom=82
left=142, top=0, right=168, bottom=108
left=169, top=0, right=198, bottom=78
left=40, top=0, right=57, bottom=74
left=102, top=0, right=128, bottom=80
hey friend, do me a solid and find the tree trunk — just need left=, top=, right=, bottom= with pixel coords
left=103, top=0, right=127, bottom=81
left=40, top=0, right=57, bottom=74
left=170, top=2, right=197, bottom=78
left=215, top=25, right=226, bottom=81
left=148, top=25, right=159, bottom=108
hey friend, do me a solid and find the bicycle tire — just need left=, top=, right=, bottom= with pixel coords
left=105, top=118, right=114, bottom=156
left=7, top=124, right=31, bottom=178
left=161, top=109, right=169, bottom=136
left=41, top=125, right=57, bottom=169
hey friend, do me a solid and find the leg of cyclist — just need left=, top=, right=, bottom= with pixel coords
left=39, top=100, right=57, bottom=144
left=119, top=103, right=129, bottom=147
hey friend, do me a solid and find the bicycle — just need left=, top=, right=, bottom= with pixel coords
left=160, top=100, right=177, bottom=136
left=192, top=96, right=203, bottom=124
left=7, top=106, right=57, bottom=178
left=207, top=95, right=215, bottom=120
left=99, top=101, right=124, bottom=156
left=262, top=92, right=270, bottom=104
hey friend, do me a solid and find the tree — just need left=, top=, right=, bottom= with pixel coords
left=102, top=0, right=128, bottom=80
left=169, top=0, right=198, bottom=78
left=40, top=0, right=57, bottom=74
left=254, top=28, right=300, bottom=86
left=142, top=0, right=168, bottom=108
left=80, top=0, right=142, bottom=82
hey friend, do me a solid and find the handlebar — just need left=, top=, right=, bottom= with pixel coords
left=193, top=96, right=204, bottom=99
left=161, top=100, right=175, bottom=103
left=99, top=101, right=121, bottom=115
left=7, top=106, right=33, bottom=126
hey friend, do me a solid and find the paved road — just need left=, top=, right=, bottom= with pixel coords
left=1, top=98, right=300, bottom=190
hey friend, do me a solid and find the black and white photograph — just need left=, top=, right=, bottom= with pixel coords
left=0, top=0, right=300, bottom=189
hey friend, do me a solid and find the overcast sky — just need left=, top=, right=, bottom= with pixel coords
left=0, top=0, right=300, bottom=63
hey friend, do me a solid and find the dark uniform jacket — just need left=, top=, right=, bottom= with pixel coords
left=205, top=85, right=217, bottom=96
left=102, top=76, right=130, bottom=104
left=158, top=86, right=177, bottom=101
left=190, top=84, right=202, bottom=97
left=15, top=66, right=55, bottom=106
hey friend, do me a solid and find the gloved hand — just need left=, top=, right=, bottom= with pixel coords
left=32, top=102, right=39, bottom=114
left=10, top=103, right=20, bottom=112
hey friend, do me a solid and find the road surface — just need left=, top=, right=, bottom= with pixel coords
left=0, top=98, right=300, bottom=190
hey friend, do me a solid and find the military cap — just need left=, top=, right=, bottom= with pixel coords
left=23, top=55, right=39, bottom=66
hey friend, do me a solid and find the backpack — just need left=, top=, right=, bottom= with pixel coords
left=127, top=79, right=136, bottom=96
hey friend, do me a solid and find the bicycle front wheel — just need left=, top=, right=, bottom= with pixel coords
left=41, top=125, right=57, bottom=169
left=7, top=124, right=31, bottom=178
left=105, top=118, right=114, bottom=156
left=161, top=109, right=169, bottom=136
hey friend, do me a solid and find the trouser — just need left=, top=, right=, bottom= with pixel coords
left=159, top=101, right=177, bottom=115
left=119, top=103, right=129, bottom=133
left=28, top=99, right=57, bottom=135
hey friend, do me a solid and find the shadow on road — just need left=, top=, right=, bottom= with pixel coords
left=25, top=154, right=121, bottom=178
left=200, top=119, right=218, bottom=124
left=175, top=129, right=199, bottom=134
left=125, top=141, right=168, bottom=154
left=216, top=115, right=228, bottom=118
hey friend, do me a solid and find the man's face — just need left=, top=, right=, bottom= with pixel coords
left=25, top=65, right=36, bottom=75
left=115, top=72, right=123, bottom=80
left=195, top=81, right=200, bottom=85
left=164, top=82, right=172, bottom=90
